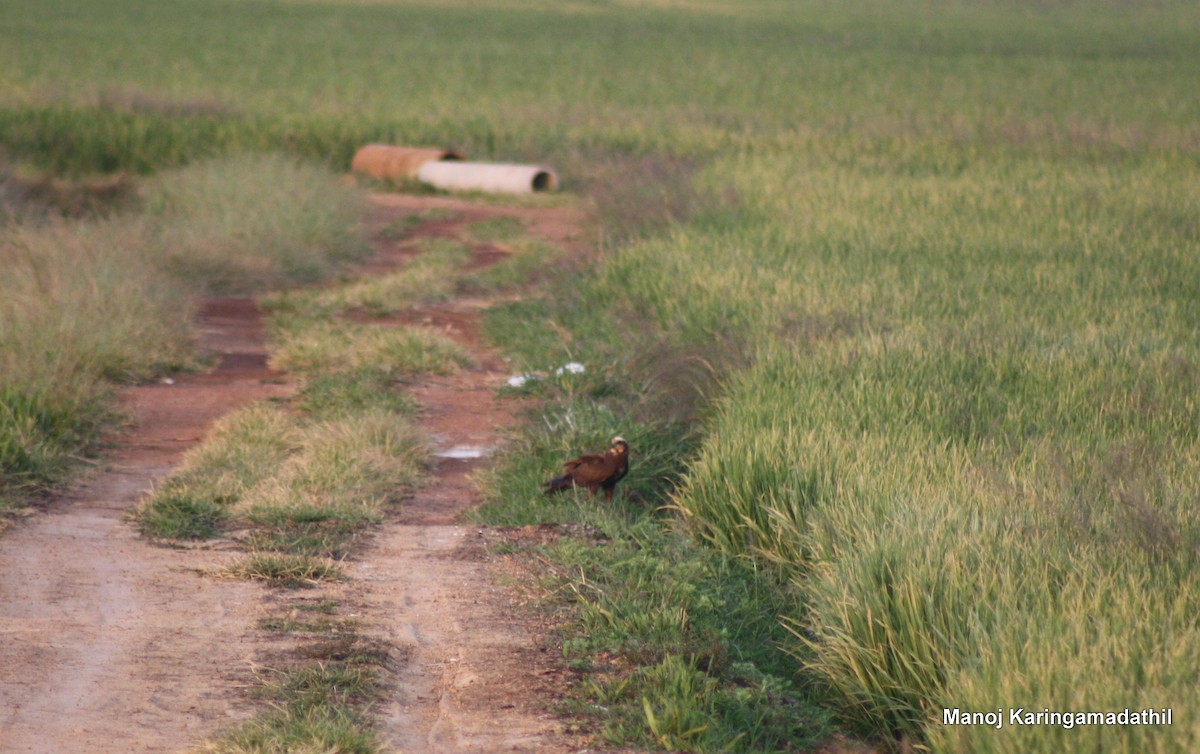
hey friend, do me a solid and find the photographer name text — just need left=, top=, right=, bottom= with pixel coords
left=943, top=707, right=1172, bottom=730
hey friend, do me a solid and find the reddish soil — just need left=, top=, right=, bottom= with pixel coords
left=0, top=193, right=592, bottom=753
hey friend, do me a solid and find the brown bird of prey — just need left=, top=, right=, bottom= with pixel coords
left=543, top=437, right=630, bottom=501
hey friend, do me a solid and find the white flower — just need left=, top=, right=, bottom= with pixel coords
left=507, top=374, right=537, bottom=388
left=555, top=362, right=586, bottom=376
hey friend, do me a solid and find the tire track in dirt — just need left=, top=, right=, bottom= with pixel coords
left=349, top=194, right=589, bottom=753
left=0, top=299, right=290, bottom=753
left=0, top=192, right=591, bottom=753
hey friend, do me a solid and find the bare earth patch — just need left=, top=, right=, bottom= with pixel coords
left=0, top=193, right=592, bottom=753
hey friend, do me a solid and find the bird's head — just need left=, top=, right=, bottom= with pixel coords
left=610, top=436, right=629, bottom=455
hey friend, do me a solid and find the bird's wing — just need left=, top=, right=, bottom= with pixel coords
left=567, top=455, right=620, bottom=486
left=563, top=453, right=605, bottom=472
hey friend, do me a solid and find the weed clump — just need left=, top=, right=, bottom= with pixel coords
left=222, top=553, right=343, bottom=588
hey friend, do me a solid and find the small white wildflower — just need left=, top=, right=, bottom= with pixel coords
left=507, top=374, right=537, bottom=388
left=555, top=362, right=586, bottom=376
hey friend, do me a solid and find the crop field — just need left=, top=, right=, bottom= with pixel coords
left=2, top=0, right=1199, bottom=751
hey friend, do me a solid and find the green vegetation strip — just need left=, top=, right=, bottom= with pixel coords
left=472, top=332, right=833, bottom=751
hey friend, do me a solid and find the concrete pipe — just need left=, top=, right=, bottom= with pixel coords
left=350, top=145, right=464, bottom=181
left=416, top=161, right=558, bottom=195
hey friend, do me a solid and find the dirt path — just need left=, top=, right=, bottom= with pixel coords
left=344, top=194, right=589, bottom=752
left=0, top=193, right=590, bottom=753
left=0, top=299, right=289, bottom=753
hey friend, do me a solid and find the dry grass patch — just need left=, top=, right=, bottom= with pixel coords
left=269, top=321, right=472, bottom=378
left=221, top=553, right=343, bottom=587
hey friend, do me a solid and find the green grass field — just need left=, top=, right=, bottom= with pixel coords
left=3, top=0, right=1199, bottom=751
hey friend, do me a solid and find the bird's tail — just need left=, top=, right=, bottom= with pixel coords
left=543, top=475, right=574, bottom=495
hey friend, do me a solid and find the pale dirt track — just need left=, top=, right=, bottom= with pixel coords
left=0, top=193, right=592, bottom=753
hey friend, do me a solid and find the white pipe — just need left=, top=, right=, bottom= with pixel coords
left=416, top=161, right=558, bottom=194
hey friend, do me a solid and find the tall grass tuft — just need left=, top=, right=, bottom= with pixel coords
left=146, top=153, right=370, bottom=293
left=0, top=218, right=193, bottom=506
left=1, top=153, right=369, bottom=511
